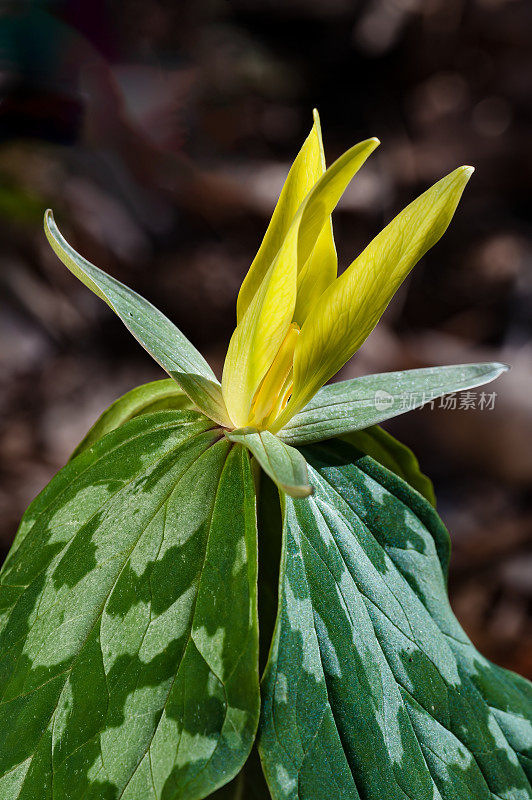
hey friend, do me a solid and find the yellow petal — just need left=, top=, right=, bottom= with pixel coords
left=222, top=135, right=379, bottom=427
left=293, top=218, right=337, bottom=325
left=291, top=135, right=380, bottom=325
left=237, top=109, right=326, bottom=323
left=222, top=224, right=299, bottom=427
left=274, top=166, right=474, bottom=429
left=262, top=369, right=294, bottom=431
left=250, top=323, right=299, bottom=425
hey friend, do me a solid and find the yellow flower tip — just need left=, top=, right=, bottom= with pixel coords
left=452, top=165, right=474, bottom=185
left=454, top=165, right=474, bottom=183
left=312, top=108, right=323, bottom=145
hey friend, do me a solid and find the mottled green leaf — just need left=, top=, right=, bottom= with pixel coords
left=341, top=426, right=436, bottom=508
left=0, top=410, right=259, bottom=800
left=208, top=746, right=271, bottom=799
left=260, top=437, right=532, bottom=800
left=71, top=379, right=193, bottom=460
left=279, top=363, right=508, bottom=444
left=225, top=429, right=312, bottom=499
left=44, top=211, right=230, bottom=427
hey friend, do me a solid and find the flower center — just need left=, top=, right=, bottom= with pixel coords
left=249, top=323, right=300, bottom=428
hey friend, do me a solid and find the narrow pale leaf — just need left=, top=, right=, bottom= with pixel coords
left=225, top=429, right=312, bottom=498
left=278, top=362, right=507, bottom=443
left=0, top=410, right=259, bottom=800
left=44, top=211, right=231, bottom=426
left=260, top=438, right=532, bottom=800
left=71, top=379, right=193, bottom=459
left=279, top=166, right=474, bottom=425
left=222, top=138, right=378, bottom=427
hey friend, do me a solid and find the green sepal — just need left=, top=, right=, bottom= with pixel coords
left=279, top=363, right=508, bottom=444
left=0, top=410, right=259, bottom=800
left=44, top=211, right=231, bottom=427
left=73, top=378, right=435, bottom=509
left=71, top=379, right=193, bottom=459
left=225, top=429, right=312, bottom=499
left=259, top=436, right=532, bottom=800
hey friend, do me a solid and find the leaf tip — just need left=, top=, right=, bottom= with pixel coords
left=284, top=483, right=314, bottom=499
left=450, top=165, right=474, bottom=189
left=494, top=361, right=511, bottom=374
left=460, top=165, right=475, bottom=181
left=44, top=208, right=54, bottom=231
left=480, top=360, right=510, bottom=378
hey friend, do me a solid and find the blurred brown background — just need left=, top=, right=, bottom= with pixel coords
left=0, top=0, right=531, bottom=676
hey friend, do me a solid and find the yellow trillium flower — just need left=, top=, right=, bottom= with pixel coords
left=44, top=113, right=504, bottom=498
left=221, top=110, right=473, bottom=432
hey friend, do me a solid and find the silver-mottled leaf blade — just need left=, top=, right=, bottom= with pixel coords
left=338, top=431, right=448, bottom=579
left=225, top=429, right=312, bottom=498
left=208, top=746, right=271, bottom=799
left=259, top=438, right=532, bottom=800
left=0, top=410, right=259, bottom=800
left=341, top=425, right=436, bottom=507
left=279, top=362, right=508, bottom=445
left=11, top=382, right=194, bottom=559
left=71, top=379, right=193, bottom=460
left=44, top=210, right=231, bottom=427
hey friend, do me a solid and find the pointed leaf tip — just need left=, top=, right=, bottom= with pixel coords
left=44, top=209, right=231, bottom=426
left=225, top=428, right=313, bottom=498
left=279, top=362, right=509, bottom=445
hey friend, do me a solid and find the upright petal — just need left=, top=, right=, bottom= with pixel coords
left=222, top=223, right=299, bottom=427
left=293, top=217, right=337, bottom=325
left=222, top=137, right=379, bottom=427
left=237, top=110, right=327, bottom=323
left=293, top=135, right=379, bottom=324
left=250, top=323, right=300, bottom=425
left=274, top=166, right=474, bottom=428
